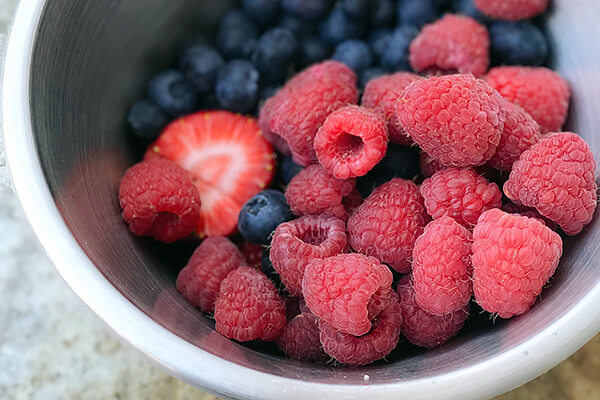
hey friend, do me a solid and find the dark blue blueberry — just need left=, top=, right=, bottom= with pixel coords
left=252, top=28, right=297, bottom=83
left=490, top=21, right=548, bottom=66
left=238, top=189, right=295, bottom=245
left=179, top=45, right=224, bottom=94
left=216, top=11, right=259, bottom=59
left=219, top=9, right=253, bottom=29
left=260, top=85, right=281, bottom=102
left=397, top=0, right=440, bottom=27
left=320, top=7, right=367, bottom=46
left=242, top=0, right=281, bottom=28
left=278, top=14, right=315, bottom=37
left=360, top=67, right=388, bottom=89
left=297, top=36, right=332, bottom=68
left=280, top=156, right=303, bottom=184
left=370, top=0, right=396, bottom=27
left=368, top=28, right=392, bottom=61
left=433, top=0, right=453, bottom=10
left=282, top=0, right=334, bottom=20
left=261, top=248, right=283, bottom=289
left=340, top=0, right=371, bottom=20
left=127, top=100, right=168, bottom=141
left=147, top=70, right=198, bottom=117
left=452, top=0, right=488, bottom=22
left=356, top=144, right=420, bottom=196
left=380, top=26, right=419, bottom=71
left=332, top=40, right=373, bottom=73
left=215, top=60, right=259, bottom=113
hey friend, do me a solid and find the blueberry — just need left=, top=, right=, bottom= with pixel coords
left=282, top=0, right=334, bottom=20
left=260, top=85, right=281, bottom=102
left=179, top=45, right=224, bottom=94
left=280, top=156, right=303, bottom=184
left=452, top=0, right=488, bottom=22
left=127, top=100, right=168, bottom=141
left=490, top=21, right=548, bottom=66
left=433, top=0, right=453, bottom=10
left=380, top=26, right=419, bottom=71
left=360, top=67, right=388, bottom=89
left=215, top=60, right=259, bottom=113
left=356, top=144, right=420, bottom=196
left=216, top=11, right=259, bottom=59
left=261, top=248, right=283, bottom=289
left=320, top=7, right=367, bottom=46
left=252, top=28, right=297, bottom=83
left=297, top=36, right=332, bottom=68
left=332, top=40, right=373, bottom=73
left=278, top=14, right=315, bottom=37
left=238, top=189, right=295, bottom=245
left=368, top=28, right=392, bottom=61
left=219, top=9, right=253, bottom=29
left=147, top=70, right=198, bottom=117
left=340, top=0, right=371, bottom=20
left=370, top=0, right=396, bottom=27
left=398, top=0, right=440, bottom=27
left=242, top=0, right=281, bottom=28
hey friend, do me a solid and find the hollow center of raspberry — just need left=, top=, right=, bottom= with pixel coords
left=334, top=133, right=364, bottom=159
left=298, top=228, right=327, bottom=246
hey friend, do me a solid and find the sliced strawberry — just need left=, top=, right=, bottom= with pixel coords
left=145, top=111, right=275, bottom=237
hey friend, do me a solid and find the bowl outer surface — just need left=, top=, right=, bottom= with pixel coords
left=3, top=0, right=600, bottom=399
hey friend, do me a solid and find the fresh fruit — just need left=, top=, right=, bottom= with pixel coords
left=489, top=21, right=548, bottom=66
left=370, top=0, right=396, bottom=27
left=240, top=240, right=263, bottom=269
left=332, top=40, right=374, bottom=73
left=473, top=0, right=548, bottom=21
left=419, top=150, right=447, bottom=179
left=359, top=67, right=388, bottom=90
left=238, top=189, right=294, bottom=245
left=147, top=70, right=198, bottom=117
left=452, top=0, right=487, bottom=22
left=380, top=26, right=419, bottom=71
left=279, top=156, right=303, bottom=184
left=368, top=28, right=392, bottom=62
left=252, top=28, right=297, bottom=84
left=216, top=10, right=259, bottom=59
left=340, top=0, right=371, bottom=20
left=179, top=44, right=225, bottom=93
left=397, top=0, right=440, bottom=27
left=261, top=248, right=284, bottom=289
left=215, top=60, right=260, bottom=113
left=297, top=36, right=332, bottom=68
left=319, top=7, right=367, bottom=46
left=282, top=0, right=334, bottom=20
left=126, top=100, right=168, bottom=141
left=276, top=312, right=328, bottom=361
left=242, top=0, right=281, bottom=28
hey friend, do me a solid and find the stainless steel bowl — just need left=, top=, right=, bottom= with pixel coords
left=3, top=1, right=600, bottom=399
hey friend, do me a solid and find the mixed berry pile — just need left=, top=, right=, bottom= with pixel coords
left=119, top=0, right=598, bottom=366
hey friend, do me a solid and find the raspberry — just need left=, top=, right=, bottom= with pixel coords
left=361, top=72, right=422, bottom=145
left=472, top=209, right=563, bottom=318
left=302, top=253, right=394, bottom=336
left=348, top=179, right=428, bottom=272
left=412, top=217, right=473, bottom=315
left=504, top=132, right=597, bottom=235
left=419, top=150, right=447, bottom=179
left=397, top=74, right=505, bottom=167
left=259, top=61, right=359, bottom=166
left=118, top=158, right=201, bottom=243
left=474, top=0, right=548, bottom=21
left=502, top=202, right=557, bottom=230
left=214, top=266, right=287, bottom=341
left=285, top=164, right=356, bottom=220
left=176, top=237, right=247, bottom=312
left=270, top=214, right=348, bottom=296
left=397, top=276, right=469, bottom=348
left=276, top=312, right=328, bottom=361
left=240, top=240, right=263, bottom=269
left=488, top=102, right=541, bottom=171
left=409, top=15, right=490, bottom=77
left=314, top=106, right=388, bottom=179
left=342, top=188, right=363, bottom=217
left=319, top=294, right=402, bottom=365
left=485, top=67, right=570, bottom=133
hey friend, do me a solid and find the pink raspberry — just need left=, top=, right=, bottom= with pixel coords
left=258, top=61, right=359, bottom=166
left=485, top=67, right=570, bottom=133
left=397, top=74, right=505, bottom=167
left=419, top=151, right=447, bottom=179
left=504, top=132, right=597, bottom=235
left=413, top=217, right=473, bottom=315
left=118, top=158, right=201, bottom=243
left=474, top=0, right=548, bottom=21
left=240, top=240, right=263, bottom=269
left=276, top=312, right=328, bottom=361
left=348, top=179, right=428, bottom=272
left=270, top=214, right=347, bottom=296
left=342, top=188, right=363, bottom=217
left=176, top=237, right=246, bottom=312
left=319, top=294, right=402, bottom=365
left=214, top=266, right=286, bottom=341
left=314, top=105, right=388, bottom=179
left=397, top=276, right=469, bottom=348
left=361, top=72, right=422, bottom=145
left=420, top=168, right=503, bottom=227
left=502, top=202, right=557, bottom=230
left=472, top=209, right=563, bottom=318
left=285, top=164, right=356, bottom=220
left=488, top=102, right=541, bottom=171
left=302, top=253, right=394, bottom=336
left=409, top=15, right=490, bottom=77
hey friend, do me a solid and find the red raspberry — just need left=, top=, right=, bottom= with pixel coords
left=348, top=179, right=428, bottom=273
left=285, top=164, right=356, bottom=220
left=504, top=132, right=597, bottom=235
left=214, top=266, right=286, bottom=341
left=118, top=158, right=201, bottom=243
left=409, top=15, right=490, bottom=77
left=472, top=209, right=563, bottom=318
left=361, top=72, right=422, bottom=145
left=276, top=312, right=328, bottom=361
left=176, top=237, right=247, bottom=312
left=319, top=294, right=402, bottom=365
left=342, top=188, right=363, bottom=217
left=240, top=240, right=263, bottom=269
left=314, top=106, right=388, bottom=179
left=474, top=0, right=548, bottom=21
left=488, top=102, right=541, bottom=171
left=485, top=67, right=570, bottom=134
left=420, top=168, right=502, bottom=227
left=285, top=296, right=302, bottom=321
left=270, top=214, right=347, bottom=296
left=502, top=202, right=557, bottom=230
left=397, top=74, right=505, bottom=167
left=302, top=253, right=394, bottom=336
left=412, top=217, right=473, bottom=315
left=419, top=151, right=447, bottom=179
left=259, top=61, right=359, bottom=166
left=397, top=276, right=469, bottom=348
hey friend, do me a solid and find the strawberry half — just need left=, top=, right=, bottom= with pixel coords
left=146, top=111, right=275, bottom=237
